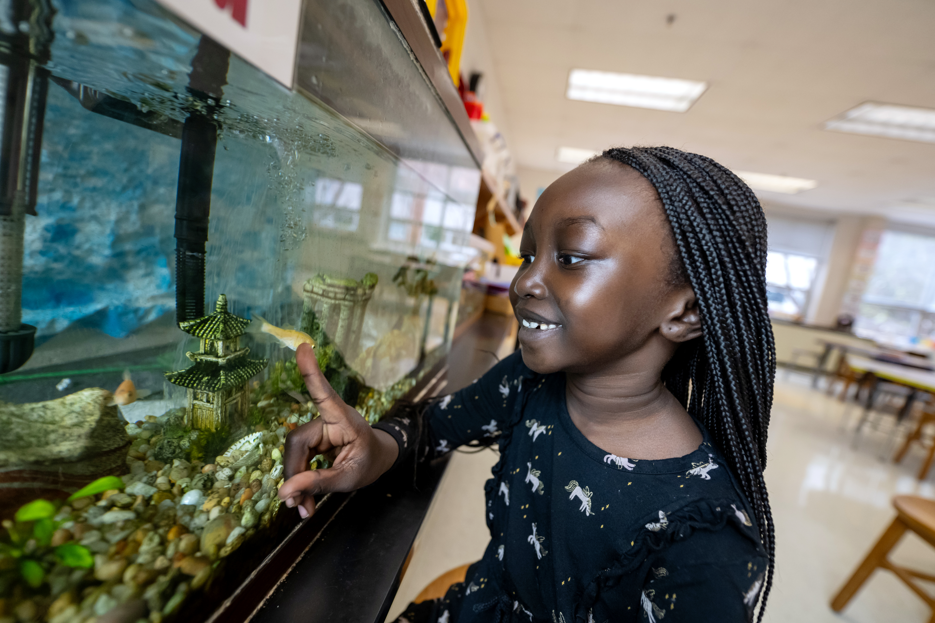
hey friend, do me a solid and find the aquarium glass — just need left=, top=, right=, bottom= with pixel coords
left=0, top=0, right=481, bottom=619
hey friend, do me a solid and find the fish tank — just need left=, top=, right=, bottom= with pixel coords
left=0, top=0, right=482, bottom=620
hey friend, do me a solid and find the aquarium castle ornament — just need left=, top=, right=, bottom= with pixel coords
left=166, top=294, right=267, bottom=431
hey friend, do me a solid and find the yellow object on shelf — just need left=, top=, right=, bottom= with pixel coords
left=425, top=0, right=467, bottom=87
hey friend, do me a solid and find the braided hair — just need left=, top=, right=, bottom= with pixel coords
left=600, top=146, right=776, bottom=619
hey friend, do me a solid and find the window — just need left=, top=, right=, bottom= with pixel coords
left=766, top=251, right=819, bottom=318
left=855, top=230, right=935, bottom=345
left=311, top=178, right=362, bottom=232
left=764, top=216, right=832, bottom=320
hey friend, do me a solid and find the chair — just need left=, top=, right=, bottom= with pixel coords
left=831, top=495, right=935, bottom=620
left=414, top=564, right=470, bottom=603
left=895, top=407, right=935, bottom=481
left=826, top=355, right=865, bottom=401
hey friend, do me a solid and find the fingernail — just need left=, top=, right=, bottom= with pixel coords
left=285, top=497, right=295, bottom=508
left=298, top=506, right=308, bottom=518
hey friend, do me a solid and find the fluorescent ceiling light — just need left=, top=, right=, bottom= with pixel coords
left=557, top=147, right=599, bottom=164
left=825, top=102, right=935, bottom=144
left=734, top=170, right=818, bottom=195
left=566, top=69, right=707, bottom=112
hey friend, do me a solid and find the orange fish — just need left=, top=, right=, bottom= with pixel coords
left=108, top=370, right=152, bottom=407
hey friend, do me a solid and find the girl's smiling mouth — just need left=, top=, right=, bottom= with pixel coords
left=521, top=318, right=562, bottom=331
left=516, top=309, right=563, bottom=334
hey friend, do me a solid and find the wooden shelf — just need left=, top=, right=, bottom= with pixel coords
left=473, top=172, right=520, bottom=236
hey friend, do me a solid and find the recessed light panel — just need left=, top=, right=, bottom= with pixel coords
left=557, top=147, right=599, bottom=164
left=566, top=69, right=707, bottom=112
left=734, top=171, right=818, bottom=195
left=826, top=102, right=935, bottom=144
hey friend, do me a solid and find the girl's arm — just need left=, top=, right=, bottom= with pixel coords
left=372, top=350, right=529, bottom=469
left=279, top=344, right=529, bottom=518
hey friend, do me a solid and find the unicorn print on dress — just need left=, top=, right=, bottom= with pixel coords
left=641, top=590, right=665, bottom=623
left=514, top=601, right=533, bottom=621
left=514, top=377, right=524, bottom=393
left=645, top=510, right=669, bottom=532
left=497, top=544, right=505, bottom=561
left=686, top=455, right=719, bottom=480
left=528, top=523, right=547, bottom=559
left=525, top=462, right=545, bottom=494
left=388, top=423, right=408, bottom=446
left=482, top=419, right=499, bottom=437
left=499, top=481, right=510, bottom=506
left=603, top=453, right=636, bottom=470
left=439, top=395, right=452, bottom=410
left=564, top=480, right=593, bottom=516
left=436, top=439, right=450, bottom=453
left=526, top=419, right=547, bottom=442
left=437, top=610, right=450, bottom=623
left=731, top=503, right=753, bottom=526
left=499, top=375, right=510, bottom=399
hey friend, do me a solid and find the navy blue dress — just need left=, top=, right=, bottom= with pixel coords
left=375, top=351, right=767, bottom=623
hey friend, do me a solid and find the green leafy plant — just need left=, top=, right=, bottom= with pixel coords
left=67, top=475, right=125, bottom=502
left=1, top=498, right=94, bottom=590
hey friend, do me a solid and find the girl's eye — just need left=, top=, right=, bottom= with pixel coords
left=521, top=254, right=535, bottom=265
left=558, top=254, right=583, bottom=266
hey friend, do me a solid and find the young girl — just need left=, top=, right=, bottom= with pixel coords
left=279, top=146, right=775, bottom=622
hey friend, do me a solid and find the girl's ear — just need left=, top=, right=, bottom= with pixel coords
left=660, top=287, right=703, bottom=343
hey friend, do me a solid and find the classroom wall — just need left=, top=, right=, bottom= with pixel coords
left=516, top=165, right=561, bottom=209
left=460, top=0, right=513, bottom=148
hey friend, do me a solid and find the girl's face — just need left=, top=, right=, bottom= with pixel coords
left=510, top=161, right=688, bottom=375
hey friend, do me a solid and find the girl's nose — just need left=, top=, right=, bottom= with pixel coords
left=513, top=261, right=547, bottom=300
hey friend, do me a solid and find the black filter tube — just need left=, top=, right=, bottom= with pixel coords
left=174, top=114, right=216, bottom=323
left=173, top=37, right=229, bottom=324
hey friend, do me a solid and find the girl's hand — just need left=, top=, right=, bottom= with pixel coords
left=278, top=343, right=399, bottom=518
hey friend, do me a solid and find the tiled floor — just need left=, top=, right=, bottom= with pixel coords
left=389, top=372, right=935, bottom=622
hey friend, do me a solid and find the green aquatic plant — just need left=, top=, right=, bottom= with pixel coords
left=66, top=475, right=125, bottom=502
left=392, top=259, right=439, bottom=303
left=246, top=405, right=267, bottom=427
left=1, top=499, right=93, bottom=590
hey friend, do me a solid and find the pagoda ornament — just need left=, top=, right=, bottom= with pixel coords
left=166, top=294, right=268, bottom=431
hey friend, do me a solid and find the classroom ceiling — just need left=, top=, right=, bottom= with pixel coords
left=476, top=0, right=935, bottom=225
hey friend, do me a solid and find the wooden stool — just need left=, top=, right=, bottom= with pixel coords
left=895, top=410, right=935, bottom=481
left=415, top=564, right=470, bottom=603
left=827, top=356, right=862, bottom=402
left=831, top=495, right=935, bottom=619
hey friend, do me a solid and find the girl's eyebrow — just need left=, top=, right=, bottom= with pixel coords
left=556, top=215, right=604, bottom=231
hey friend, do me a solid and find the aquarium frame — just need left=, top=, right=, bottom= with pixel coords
left=378, top=0, right=484, bottom=166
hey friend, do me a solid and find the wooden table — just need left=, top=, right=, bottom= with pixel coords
left=812, top=338, right=933, bottom=389
left=847, top=356, right=935, bottom=428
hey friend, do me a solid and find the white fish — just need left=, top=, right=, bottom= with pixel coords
left=250, top=314, right=315, bottom=350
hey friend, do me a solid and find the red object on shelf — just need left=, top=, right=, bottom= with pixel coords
left=464, top=100, right=484, bottom=120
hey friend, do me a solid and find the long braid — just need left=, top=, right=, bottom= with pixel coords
left=601, top=147, right=776, bottom=620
